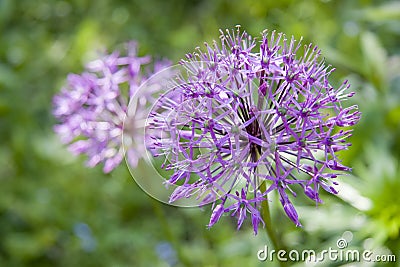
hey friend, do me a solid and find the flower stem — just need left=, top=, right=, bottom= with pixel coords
left=260, top=182, right=287, bottom=267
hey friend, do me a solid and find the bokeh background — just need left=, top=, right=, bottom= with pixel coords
left=1, top=0, right=400, bottom=266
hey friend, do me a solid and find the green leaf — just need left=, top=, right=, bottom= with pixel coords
left=360, top=31, right=388, bottom=92
left=359, top=2, right=400, bottom=22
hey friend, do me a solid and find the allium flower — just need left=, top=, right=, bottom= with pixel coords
left=148, top=26, right=360, bottom=234
left=53, top=42, right=170, bottom=173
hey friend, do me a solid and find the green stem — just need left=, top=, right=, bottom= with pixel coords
left=260, top=183, right=288, bottom=267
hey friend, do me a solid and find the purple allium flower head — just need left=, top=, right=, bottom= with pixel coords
left=53, top=42, right=170, bottom=173
left=148, top=26, right=360, bottom=234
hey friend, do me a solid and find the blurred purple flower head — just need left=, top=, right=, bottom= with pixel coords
left=148, top=26, right=360, bottom=234
left=53, top=42, right=170, bottom=173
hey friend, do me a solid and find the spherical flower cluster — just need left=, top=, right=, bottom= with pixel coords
left=53, top=42, right=170, bottom=173
left=148, top=27, right=360, bottom=234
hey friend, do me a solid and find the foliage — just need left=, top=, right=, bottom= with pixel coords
left=0, top=0, right=399, bottom=266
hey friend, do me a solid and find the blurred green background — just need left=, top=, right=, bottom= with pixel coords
left=1, top=0, right=399, bottom=266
